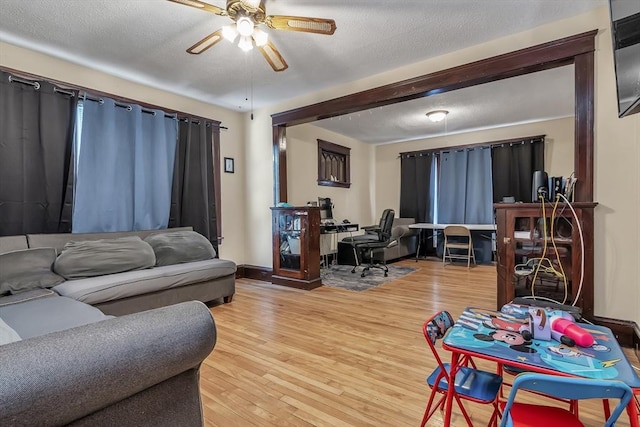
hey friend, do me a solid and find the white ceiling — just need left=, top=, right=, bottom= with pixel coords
left=0, top=0, right=607, bottom=143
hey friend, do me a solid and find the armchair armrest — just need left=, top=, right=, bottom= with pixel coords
left=0, top=301, right=216, bottom=426
left=362, top=225, right=381, bottom=234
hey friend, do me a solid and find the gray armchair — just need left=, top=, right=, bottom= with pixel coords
left=0, top=301, right=215, bottom=427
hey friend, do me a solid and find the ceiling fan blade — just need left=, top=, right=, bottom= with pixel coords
left=258, top=40, right=288, bottom=72
left=187, top=29, right=224, bottom=54
left=265, top=15, right=336, bottom=35
left=167, top=0, right=227, bottom=16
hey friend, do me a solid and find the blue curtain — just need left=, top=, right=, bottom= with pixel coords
left=73, top=97, right=177, bottom=232
left=438, top=147, right=493, bottom=224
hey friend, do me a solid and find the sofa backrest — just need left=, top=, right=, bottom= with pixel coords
left=27, top=227, right=194, bottom=253
left=393, top=218, right=415, bottom=227
left=0, top=236, right=29, bottom=255
left=391, top=218, right=418, bottom=239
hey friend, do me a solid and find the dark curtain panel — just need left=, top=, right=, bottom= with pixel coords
left=399, top=153, right=434, bottom=222
left=491, top=139, right=544, bottom=203
left=0, top=72, right=77, bottom=236
left=170, top=119, right=219, bottom=254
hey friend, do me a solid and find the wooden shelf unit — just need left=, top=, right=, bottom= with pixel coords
left=495, top=202, right=597, bottom=319
left=271, top=206, right=321, bottom=290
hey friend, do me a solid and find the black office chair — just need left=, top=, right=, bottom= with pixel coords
left=352, top=209, right=396, bottom=277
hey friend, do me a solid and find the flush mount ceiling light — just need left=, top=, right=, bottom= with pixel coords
left=426, top=110, right=449, bottom=122
left=168, top=0, right=337, bottom=72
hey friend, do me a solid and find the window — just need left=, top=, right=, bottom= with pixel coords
left=317, top=139, right=350, bottom=188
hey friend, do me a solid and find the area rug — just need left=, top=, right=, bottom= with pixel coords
left=320, top=264, right=417, bottom=291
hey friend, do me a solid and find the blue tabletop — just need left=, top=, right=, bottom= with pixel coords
left=443, top=307, right=640, bottom=387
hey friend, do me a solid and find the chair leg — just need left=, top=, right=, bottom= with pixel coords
left=421, top=389, right=444, bottom=427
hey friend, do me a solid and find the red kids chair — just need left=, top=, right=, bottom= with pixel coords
left=421, top=311, right=503, bottom=427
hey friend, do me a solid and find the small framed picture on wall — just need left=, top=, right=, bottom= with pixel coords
left=224, top=157, right=234, bottom=173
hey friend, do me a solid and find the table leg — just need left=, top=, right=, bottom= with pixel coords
left=627, top=390, right=639, bottom=427
left=415, top=229, right=422, bottom=262
left=443, top=351, right=460, bottom=427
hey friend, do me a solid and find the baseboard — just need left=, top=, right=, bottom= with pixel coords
left=593, top=315, right=639, bottom=350
left=237, top=265, right=272, bottom=282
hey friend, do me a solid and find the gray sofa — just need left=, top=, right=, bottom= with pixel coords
left=0, top=227, right=236, bottom=316
left=337, top=217, right=419, bottom=265
left=0, top=295, right=216, bottom=426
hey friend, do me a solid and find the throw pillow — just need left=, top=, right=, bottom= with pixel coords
left=54, top=236, right=156, bottom=279
left=0, top=248, right=65, bottom=295
left=144, top=230, right=216, bottom=267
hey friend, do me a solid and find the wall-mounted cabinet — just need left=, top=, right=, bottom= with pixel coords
left=271, top=206, right=321, bottom=290
left=495, top=202, right=597, bottom=319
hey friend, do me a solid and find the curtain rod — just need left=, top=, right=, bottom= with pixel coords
left=82, top=95, right=177, bottom=119
left=80, top=95, right=228, bottom=129
left=399, top=135, right=545, bottom=158
left=178, top=117, right=228, bottom=130
left=8, top=75, right=40, bottom=90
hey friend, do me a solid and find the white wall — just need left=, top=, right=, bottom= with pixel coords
left=0, top=42, right=247, bottom=265
left=249, top=8, right=639, bottom=325
left=286, top=124, right=375, bottom=226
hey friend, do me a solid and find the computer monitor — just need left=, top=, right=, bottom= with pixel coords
left=318, top=197, right=333, bottom=221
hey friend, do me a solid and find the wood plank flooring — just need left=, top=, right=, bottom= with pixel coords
left=201, top=259, right=639, bottom=426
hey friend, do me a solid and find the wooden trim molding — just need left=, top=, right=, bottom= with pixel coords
left=271, top=30, right=597, bottom=204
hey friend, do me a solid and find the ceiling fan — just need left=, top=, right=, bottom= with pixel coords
left=168, top=0, right=337, bottom=72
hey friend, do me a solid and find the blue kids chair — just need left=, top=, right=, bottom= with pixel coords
left=499, top=372, right=633, bottom=427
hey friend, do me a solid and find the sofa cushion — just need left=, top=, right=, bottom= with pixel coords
left=26, top=227, right=194, bottom=253
left=0, top=248, right=65, bottom=295
left=0, top=235, right=29, bottom=255
left=144, top=230, right=216, bottom=266
left=53, top=259, right=237, bottom=305
left=0, top=295, right=111, bottom=339
left=54, top=236, right=156, bottom=279
left=0, top=289, right=57, bottom=307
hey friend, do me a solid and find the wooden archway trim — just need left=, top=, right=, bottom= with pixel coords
left=272, top=30, right=597, bottom=204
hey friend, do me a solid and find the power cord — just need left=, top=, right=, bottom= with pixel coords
left=529, top=195, right=569, bottom=304
left=556, top=193, right=585, bottom=307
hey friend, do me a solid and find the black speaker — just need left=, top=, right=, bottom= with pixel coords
left=532, top=170, right=548, bottom=202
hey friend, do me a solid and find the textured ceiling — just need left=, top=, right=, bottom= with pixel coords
left=0, top=0, right=607, bottom=143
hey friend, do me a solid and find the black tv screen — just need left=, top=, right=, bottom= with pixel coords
left=609, top=0, right=640, bottom=118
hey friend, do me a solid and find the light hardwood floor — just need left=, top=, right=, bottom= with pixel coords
left=200, top=259, right=638, bottom=426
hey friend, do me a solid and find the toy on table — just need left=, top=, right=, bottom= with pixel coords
left=500, top=303, right=594, bottom=348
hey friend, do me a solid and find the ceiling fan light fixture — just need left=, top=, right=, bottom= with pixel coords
left=236, top=17, right=254, bottom=37
left=426, top=110, right=449, bottom=122
left=252, top=27, right=268, bottom=46
left=240, top=0, right=261, bottom=11
left=238, top=35, right=254, bottom=52
left=222, top=24, right=239, bottom=42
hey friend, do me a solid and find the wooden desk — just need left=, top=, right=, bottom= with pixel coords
left=441, top=307, right=640, bottom=427
left=409, top=223, right=496, bottom=261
